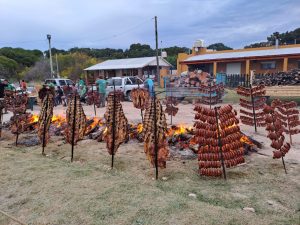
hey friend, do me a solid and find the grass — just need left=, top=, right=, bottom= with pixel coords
left=0, top=132, right=299, bottom=225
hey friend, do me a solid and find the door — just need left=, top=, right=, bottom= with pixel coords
left=226, top=63, right=241, bottom=74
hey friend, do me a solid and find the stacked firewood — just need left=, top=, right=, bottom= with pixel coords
left=253, top=69, right=300, bottom=86
left=143, top=98, right=168, bottom=169
left=270, top=99, right=300, bottom=145
left=170, top=71, right=210, bottom=87
left=194, top=105, right=245, bottom=178
left=38, top=93, right=54, bottom=153
left=237, top=85, right=266, bottom=130
left=104, top=91, right=128, bottom=155
left=130, top=88, right=150, bottom=110
left=264, top=103, right=291, bottom=173
left=198, top=83, right=224, bottom=106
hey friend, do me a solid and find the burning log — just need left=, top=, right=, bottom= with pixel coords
left=194, top=105, right=245, bottom=179
left=237, top=85, right=266, bottom=132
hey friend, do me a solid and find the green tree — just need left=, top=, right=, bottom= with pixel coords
left=0, top=55, right=18, bottom=79
left=57, top=53, right=99, bottom=80
left=207, top=43, right=233, bottom=51
left=0, top=47, right=43, bottom=67
left=245, top=27, right=300, bottom=48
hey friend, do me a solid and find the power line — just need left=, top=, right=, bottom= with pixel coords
left=0, top=18, right=154, bottom=49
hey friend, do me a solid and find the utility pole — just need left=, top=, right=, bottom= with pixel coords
left=55, top=54, right=60, bottom=78
left=47, top=34, right=54, bottom=78
left=155, top=16, right=160, bottom=85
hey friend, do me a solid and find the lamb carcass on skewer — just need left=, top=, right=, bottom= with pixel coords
left=104, top=91, right=128, bottom=155
left=143, top=98, right=168, bottom=168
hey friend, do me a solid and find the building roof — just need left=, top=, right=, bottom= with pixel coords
left=84, top=56, right=172, bottom=71
left=184, top=47, right=300, bottom=63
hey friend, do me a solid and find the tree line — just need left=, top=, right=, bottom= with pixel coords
left=1, top=27, right=299, bottom=82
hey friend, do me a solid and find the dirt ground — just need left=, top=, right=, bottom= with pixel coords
left=0, top=102, right=300, bottom=225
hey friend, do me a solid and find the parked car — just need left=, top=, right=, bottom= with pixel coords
left=106, top=76, right=144, bottom=101
left=44, top=79, right=75, bottom=89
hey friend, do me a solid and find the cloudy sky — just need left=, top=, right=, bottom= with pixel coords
left=0, top=0, right=299, bottom=51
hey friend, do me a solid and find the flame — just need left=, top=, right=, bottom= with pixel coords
left=240, top=135, right=254, bottom=146
left=86, top=117, right=102, bottom=133
left=51, top=114, right=65, bottom=127
left=137, top=123, right=143, bottom=133
left=167, top=124, right=193, bottom=136
left=29, top=114, right=39, bottom=123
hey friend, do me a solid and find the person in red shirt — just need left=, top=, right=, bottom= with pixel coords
left=20, top=80, right=27, bottom=91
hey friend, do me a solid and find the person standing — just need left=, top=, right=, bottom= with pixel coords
left=20, top=80, right=27, bottom=92
left=55, top=86, right=64, bottom=106
left=95, top=77, right=107, bottom=107
left=145, top=78, right=154, bottom=97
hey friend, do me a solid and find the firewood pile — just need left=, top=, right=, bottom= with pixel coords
left=263, top=102, right=292, bottom=173
left=143, top=97, right=168, bottom=170
left=38, top=93, right=54, bottom=154
left=253, top=69, right=300, bottom=86
left=237, top=85, right=266, bottom=131
left=194, top=105, right=245, bottom=178
left=170, top=71, right=210, bottom=87
left=104, top=91, right=128, bottom=158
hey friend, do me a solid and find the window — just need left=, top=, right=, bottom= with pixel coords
left=261, top=61, right=276, bottom=69
left=45, top=80, right=56, bottom=85
left=107, top=78, right=122, bottom=86
left=129, top=77, right=143, bottom=85
left=66, top=80, right=74, bottom=85
left=125, top=78, right=132, bottom=85
left=59, top=80, right=66, bottom=86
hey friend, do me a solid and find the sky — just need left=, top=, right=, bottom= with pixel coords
left=0, top=0, right=299, bottom=51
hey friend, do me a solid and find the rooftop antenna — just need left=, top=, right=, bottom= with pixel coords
left=47, top=34, right=54, bottom=78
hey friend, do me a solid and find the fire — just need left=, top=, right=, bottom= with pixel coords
left=137, top=123, right=143, bottom=133
left=29, top=114, right=39, bottom=123
left=167, top=124, right=193, bottom=136
left=240, top=135, right=254, bottom=146
left=86, top=117, right=102, bottom=133
left=51, top=114, right=66, bottom=127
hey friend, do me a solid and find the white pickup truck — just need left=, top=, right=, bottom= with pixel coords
left=106, top=76, right=144, bottom=101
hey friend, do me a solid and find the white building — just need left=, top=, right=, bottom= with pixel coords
left=84, top=56, right=172, bottom=81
